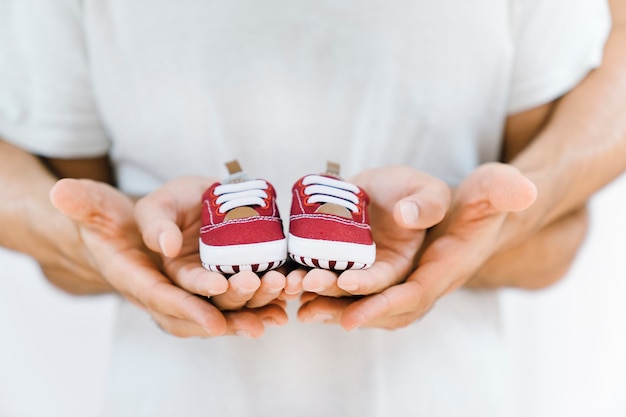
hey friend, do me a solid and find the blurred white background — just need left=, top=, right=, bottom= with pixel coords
left=0, top=173, right=624, bottom=417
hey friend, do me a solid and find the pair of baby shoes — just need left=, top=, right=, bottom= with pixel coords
left=199, top=161, right=376, bottom=274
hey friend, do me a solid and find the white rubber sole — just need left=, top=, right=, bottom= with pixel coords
left=287, top=233, right=375, bottom=270
left=199, top=238, right=287, bottom=274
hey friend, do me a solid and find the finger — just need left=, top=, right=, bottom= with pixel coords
left=455, top=163, right=537, bottom=216
left=128, top=275, right=229, bottom=335
left=282, top=268, right=306, bottom=300
left=223, top=310, right=266, bottom=338
left=340, top=251, right=462, bottom=331
left=210, top=271, right=261, bottom=310
left=252, top=303, right=289, bottom=327
left=150, top=311, right=215, bottom=338
left=50, top=178, right=134, bottom=229
left=298, top=296, right=353, bottom=324
left=153, top=304, right=288, bottom=338
left=393, top=182, right=450, bottom=230
left=134, top=176, right=215, bottom=258
left=299, top=293, right=426, bottom=331
left=300, top=291, right=320, bottom=304
left=165, top=256, right=229, bottom=297
left=339, top=278, right=433, bottom=331
left=301, top=268, right=347, bottom=297
left=94, top=248, right=229, bottom=335
left=352, top=166, right=450, bottom=228
left=336, top=258, right=410, bottom=295
left=245, top=270, right=286, bottom=308
left=225, top=304, right=289, bottom=338
left=352, top=311, right=424, bottom=330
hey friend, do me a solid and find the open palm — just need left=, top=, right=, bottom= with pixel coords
left=294, top=165, right=450, bottom=321
left=52, top=178, right=286, bottom=338
left=299, top=163, right=537, bottom=329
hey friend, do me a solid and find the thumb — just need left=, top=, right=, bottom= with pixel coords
left=134, top=176, right=215, bottom=258
left=50, top=178, right=134, bottom=228
left=390, top=172, right=450, bottom=230
left=393, top=188, right=450, bottom=230
left=352, top=165, right=450, bottom=230
left=454, top=162, right=537, bottom=219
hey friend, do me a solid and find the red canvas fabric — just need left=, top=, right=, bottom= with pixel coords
left=200, top=180, right=285, bottom=247
left=289, top=176, right=373, bottom=245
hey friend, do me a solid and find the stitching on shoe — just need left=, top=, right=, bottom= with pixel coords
left=205, top=200, right=214, bottom=225
left=289, top=213, right=371, bottom=229
left=200, top=216, right=282, bottom=232
left=294, top=188, right=305, bottom=213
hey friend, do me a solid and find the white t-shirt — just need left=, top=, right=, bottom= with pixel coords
left=0, top=1, right=610, bottom=416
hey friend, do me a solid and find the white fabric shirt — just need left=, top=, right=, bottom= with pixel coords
left=0, top=1, right=610, bottom=416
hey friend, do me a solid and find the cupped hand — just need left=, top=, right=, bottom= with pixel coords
left=51, top=178, right=286, bottom=338
left=298, top=163, right=537, bottom=330
left=292, top=165, right=450, bottom=301
left=134, top=176, right=288, bottom=312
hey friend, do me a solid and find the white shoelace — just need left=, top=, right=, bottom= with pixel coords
left=302, top=175, right=361, bottom=212
left=214, top=179, right=269, bottom=213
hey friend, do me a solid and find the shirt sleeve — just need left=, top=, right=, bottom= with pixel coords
left=508, top=0, right=611, bottom=114
left=0, top=0, right=110, bottom=158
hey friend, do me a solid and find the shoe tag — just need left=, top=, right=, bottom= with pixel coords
left=325, top=161, right=341, bottom=178
left=223, top=160, right=249, bottom=184
left=226, top=160, right=243, bottom=175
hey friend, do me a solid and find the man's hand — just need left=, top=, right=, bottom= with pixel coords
left=51, top=178, right=286, bottom=338
left=468, top=205, right=589, bottom=290
left=298, top=163, right=537, bottom=330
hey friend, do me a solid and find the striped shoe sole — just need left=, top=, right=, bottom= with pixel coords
left=202, top=259, right=286, bottom=275
left=289, top=254, right=370, bottom=271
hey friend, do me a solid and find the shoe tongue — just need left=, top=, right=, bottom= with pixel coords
left=225, top=206, right=260, bottom=220
left=222, top=171, right=250, bottom=184
left=315, top=203, right=352, bottom=219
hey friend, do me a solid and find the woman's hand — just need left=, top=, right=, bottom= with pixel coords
left=51, top=178, right=286, bottom=338
left=134, top=176, right=290, bottom=313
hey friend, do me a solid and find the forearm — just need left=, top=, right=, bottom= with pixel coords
left=0, top=139, right=112, bottom=294
left=505, top=15, right=626, bottom=244
left=0, top=140, right=59, bottom=256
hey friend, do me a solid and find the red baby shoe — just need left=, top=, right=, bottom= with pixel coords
left=288, top=162, right=376, bottom=270
left=200, top=160, right=287, bottom=274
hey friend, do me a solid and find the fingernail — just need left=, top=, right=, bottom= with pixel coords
left=309, top=313, right=334, bottom=323
left=400, top=200, right=419, bottom=225
left=262, top=317, right=278, bottom=326
left=346, top=313, right=367, bottom=331
left=235, top=330, right=253, bottom=338
left=158, top=232, right=169, bottom=257
left=340, top=283, right=359, bottom=292
left=236, top=287, right=257, bottom=297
